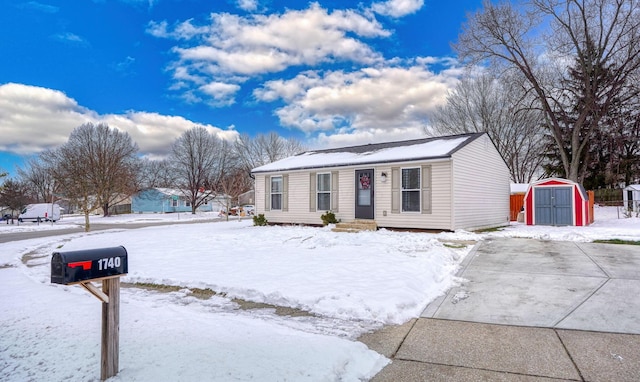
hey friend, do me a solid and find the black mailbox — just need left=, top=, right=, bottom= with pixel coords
left=51, top=246, right=128, bottom=285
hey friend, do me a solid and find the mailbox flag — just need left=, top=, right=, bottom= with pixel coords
left=68, top=261, right=92, bottom=270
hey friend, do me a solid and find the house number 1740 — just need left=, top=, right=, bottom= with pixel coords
left=98, top=257, right=121, bottom=270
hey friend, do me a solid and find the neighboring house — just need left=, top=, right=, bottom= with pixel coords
left=94, top=195, right=132, bottom=216
left=623, top=184, right=640, bottom=213
left=238, top=190, right=255, bottom=206
left=131, top=188, right=229, bottom=213
left=251, top=132, right=510, bottom=231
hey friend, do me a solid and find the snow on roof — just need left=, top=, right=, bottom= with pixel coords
left=252, top=133, right=483, bottom=173
left=154, top=187, right=182, bottom=196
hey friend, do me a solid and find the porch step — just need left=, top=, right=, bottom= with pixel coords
left=331, top=219, right=378, bottom=233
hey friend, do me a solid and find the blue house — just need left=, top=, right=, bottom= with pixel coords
left=131, top=188, right=228, bottom=214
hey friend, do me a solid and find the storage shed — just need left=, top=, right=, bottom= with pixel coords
left=524, top=178, right=590, bottom=226
left=623, top=184, right=640, bottom=213
left=251, top=132, right=511, bottom=231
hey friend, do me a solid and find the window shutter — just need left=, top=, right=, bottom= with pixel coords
left=309, top=172, right=316, bottom=212
left=264, top=176, right=270, bottom=211
left=421, top=165, right=432, bottom=214
left=331, top=171, right=339, bottom=212
left=282, top=174, right=289, bottom=212
left=391, top=167, right=400, bottom=213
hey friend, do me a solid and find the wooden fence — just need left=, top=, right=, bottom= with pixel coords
left=510, top=194, right=525, bottom=221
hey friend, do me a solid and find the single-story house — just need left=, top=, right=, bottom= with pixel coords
left=523, top=178, right=590, bottom=226
left=131, top=188, right=229, bottom=213
left=251, top=132, right=510, bottom=231
left=623, top=184, right=640, bottom=213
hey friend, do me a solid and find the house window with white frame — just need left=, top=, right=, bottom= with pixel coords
left=401, top=167, right=420, bottom=212
left=171, top=198, right=178, bottom=207
left=317, top=173, right=331, bottom=211
left=271, top=176, right=283, bottom=210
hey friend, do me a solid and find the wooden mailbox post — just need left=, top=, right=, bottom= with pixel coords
left=51, top=246, right=128, bottom=381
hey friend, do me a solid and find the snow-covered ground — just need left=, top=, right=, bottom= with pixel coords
left=1, top=206, right=639, bottom=381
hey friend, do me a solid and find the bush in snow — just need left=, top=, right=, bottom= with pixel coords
left=253, top=214, right=268, bottom=226
left=321, top=211, right=338, bottom=226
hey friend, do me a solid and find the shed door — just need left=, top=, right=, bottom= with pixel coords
left=534, top=187, right=572, bottom=226
left=355, top=169, right=374, bottom=219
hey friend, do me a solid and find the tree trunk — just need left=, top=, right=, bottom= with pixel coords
left=84, top=211, right=91, bottom=232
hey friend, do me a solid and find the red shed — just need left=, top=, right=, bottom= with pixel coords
left=524, top=178, right=590, bottom=226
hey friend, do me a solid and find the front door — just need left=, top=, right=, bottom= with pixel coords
left=355, top=169, right=374, bottom=219
left=534, top=187, right=572, bottom=226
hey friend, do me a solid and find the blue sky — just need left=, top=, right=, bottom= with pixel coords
left=0, top=0, right=484, bottom=176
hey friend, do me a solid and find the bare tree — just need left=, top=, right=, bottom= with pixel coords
left=0, top=178, right=30, bottom=223
left=49, top=145, right=95, bottom=231
left=456, top=0, right=640, bottom=182
left=234, top=132, right=306, bottom=172
left=138, top=158, right=174, bottom=189
left=218, top=168, right=254, bottom=220
left=170, top=127, right=229, bottom=214
left=49, top=123, right=140, bottom=231
left=18, top=156, right=56, bottom=203
left=428, top=73, right=546, bottom=182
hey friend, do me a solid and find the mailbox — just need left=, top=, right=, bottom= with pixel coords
left=51, top=246, right=128, bottom=285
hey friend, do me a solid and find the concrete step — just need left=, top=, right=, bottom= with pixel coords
left=332, top=220, right=378, bottom=233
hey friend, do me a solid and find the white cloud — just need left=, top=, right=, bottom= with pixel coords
left=237, top=0, right=258, bottom=12
left=0, top=83, right=237, bottom=158
left=51, top=32, right=89, bottom=46
left=199, top=82, right=241, bottom=106
left=146, top=20, right=170, bottom=38
left=370, top=0, right=424, bottom=18
left=149, top=3, right=390, bottom=106
left=21, top=1, right=59, bottom=13
left=255, top=59, right=461, bottom=139
left=311, top=126, right=427, bottom=149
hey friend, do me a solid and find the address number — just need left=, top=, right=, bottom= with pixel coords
left=98, top=257, right=121, bottom=270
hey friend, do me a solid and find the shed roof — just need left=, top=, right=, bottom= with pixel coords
left=525, top=177, right=588, bottom=199
left=624, top=184, right=640, bottom=191
left=252, top=132, right=484, bottom=173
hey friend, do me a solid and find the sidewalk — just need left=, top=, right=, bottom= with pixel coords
left=361, top=238, right=640, bottom=381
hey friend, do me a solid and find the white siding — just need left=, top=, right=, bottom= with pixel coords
left=374, top=160, right=454, bottom=230
left=451, top=134, right=510, bottom=230
left=256, top=170, right=353, bottom=225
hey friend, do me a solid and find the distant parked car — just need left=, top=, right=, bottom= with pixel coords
left=228, top=206, right=242, bottom=216
left=242, top=205, right=255, bottom=215
left=18, top=203, right=61, bottom=222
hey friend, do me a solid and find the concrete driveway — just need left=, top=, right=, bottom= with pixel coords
left=366, top=238, right=640, bottom=381
left=422, top=238, right=640, bottom=334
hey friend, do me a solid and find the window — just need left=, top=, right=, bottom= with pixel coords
left=185, top=200, right=191, bottom=207
left=171, top=198, right=178, bottom=207
left=317, top=173, right=331, bottom=211
left=271, top=176, right=283, bottom=210
left=402, top=167, right=420, bottom=212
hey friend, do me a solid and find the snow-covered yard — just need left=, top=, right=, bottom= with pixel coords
left=1, top=206, right=639, bottom=381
